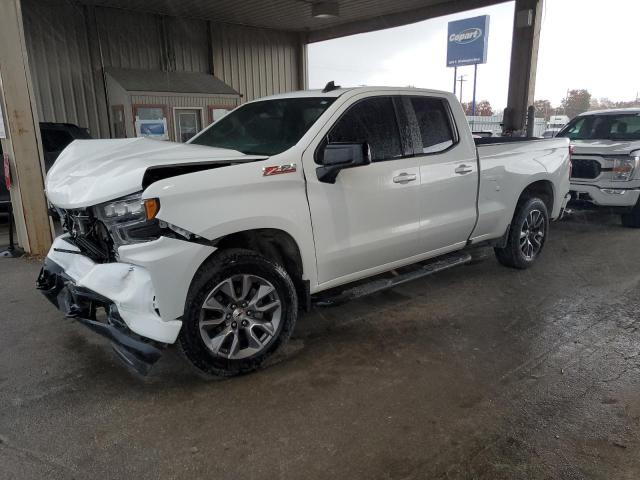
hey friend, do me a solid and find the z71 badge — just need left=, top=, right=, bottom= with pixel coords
left=262, top=164, right=297, bottom=176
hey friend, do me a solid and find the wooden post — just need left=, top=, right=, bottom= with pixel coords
left=0, top=0, right=52, bottom=254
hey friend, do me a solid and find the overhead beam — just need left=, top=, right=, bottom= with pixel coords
left=503, top=0, right=543, bottom=134
left=307, top=0, right=508, bottom=43
left=0, top=0, right=52, bottom=255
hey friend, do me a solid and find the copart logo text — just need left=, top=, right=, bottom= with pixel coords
left=449, top=28, right=482, bottom=44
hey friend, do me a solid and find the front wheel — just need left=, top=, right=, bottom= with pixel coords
left=178, top=249, right=298, bottom=377
left=495, top=197, right=549, bottom=269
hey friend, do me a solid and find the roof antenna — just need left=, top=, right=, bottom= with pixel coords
left=322, top=81, right=340, bottom=93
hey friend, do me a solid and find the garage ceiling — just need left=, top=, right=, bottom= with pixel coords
left=75, top=0, right=508, bottom=42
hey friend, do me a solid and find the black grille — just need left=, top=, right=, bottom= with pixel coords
left=571, top=159, right=601, bottom=179
left=60, top=209, right=115, bottom=262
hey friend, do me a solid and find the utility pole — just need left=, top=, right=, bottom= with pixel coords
left=458, top=74, right=467, bottom=105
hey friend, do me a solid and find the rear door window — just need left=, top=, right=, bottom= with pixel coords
left=408, top=97, right=455, bottom=154
left=327, top=97, right=403, bottom=162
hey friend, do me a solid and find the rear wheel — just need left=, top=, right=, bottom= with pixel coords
left=495, top=197, right=549, bottom=269
left=178, top=249, right=298, bottom=377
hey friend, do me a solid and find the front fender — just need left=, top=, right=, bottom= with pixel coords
left=142, top=156, right=318, bottom=286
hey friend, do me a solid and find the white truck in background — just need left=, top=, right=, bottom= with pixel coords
left=37, top=85, right=571, bottom=377
left=542, top=115, right=570, bottom=138
left=557, top=108, right=640, bottom=227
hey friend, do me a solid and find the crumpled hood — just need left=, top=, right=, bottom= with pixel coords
left=571, top=139, right=640, bottom=156
left=46, top=138, right=266, bottom=209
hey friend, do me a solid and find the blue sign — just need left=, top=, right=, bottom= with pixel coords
left=447, top=15, right=490, bottom=67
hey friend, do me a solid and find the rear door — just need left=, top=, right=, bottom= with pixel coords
left=302, top=94, right=422, bottom=286
left=405, top=95, right=479, bottom=252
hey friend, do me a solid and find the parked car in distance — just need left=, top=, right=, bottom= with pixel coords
left=0, top=122, right=91, bottom=212
left=557, top=108, right=640, bottom=227
left=37, top=85, right=571, bottom=377
left=542, top=128, right=560, bottom=138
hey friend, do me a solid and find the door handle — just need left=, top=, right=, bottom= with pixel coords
left=455, top=164, right=474, bottom=175
left=393, top=173, right=417, bottom=184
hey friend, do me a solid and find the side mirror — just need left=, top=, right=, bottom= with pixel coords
left=316, top=142, right=371, bottom=183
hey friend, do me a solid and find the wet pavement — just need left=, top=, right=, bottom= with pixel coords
left=1, top=211, right=639, bottom=479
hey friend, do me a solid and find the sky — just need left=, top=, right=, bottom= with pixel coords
left=308, top=0, right=640, bottom=111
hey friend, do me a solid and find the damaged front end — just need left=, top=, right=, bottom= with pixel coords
left=37, top=257, right=165, bottom=375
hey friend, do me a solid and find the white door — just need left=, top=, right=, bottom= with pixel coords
left=302, top=95, right=422, bottom=285
left=405, top=96, right=479, bottom=252
left=175, top=109, right=202, bottom=143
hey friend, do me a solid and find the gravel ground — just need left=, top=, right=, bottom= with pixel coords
left=1, top=210, right=639, bottom=479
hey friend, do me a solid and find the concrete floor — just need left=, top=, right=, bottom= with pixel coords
left=1, top=211, right=639, bottom=479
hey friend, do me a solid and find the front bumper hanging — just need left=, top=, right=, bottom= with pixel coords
left=36, top=258, right=165, bottom=375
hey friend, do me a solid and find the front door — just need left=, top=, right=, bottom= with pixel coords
left=175, top=109, right=202, bottom=143
left=302, top=94, right=422, bottom=286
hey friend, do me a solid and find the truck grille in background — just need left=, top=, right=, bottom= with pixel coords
left=571, top=159, right=601, bottom=179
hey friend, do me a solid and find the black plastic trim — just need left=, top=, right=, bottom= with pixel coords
left=36, top=258, right=165, bottom=375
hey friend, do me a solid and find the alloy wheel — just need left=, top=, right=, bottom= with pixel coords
left=520, top=209, right=545, bottom=260
left=199, top=274, right=282, bottom=360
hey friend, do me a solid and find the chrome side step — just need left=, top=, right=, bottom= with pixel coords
left=312, top=252, right=472, bottom=307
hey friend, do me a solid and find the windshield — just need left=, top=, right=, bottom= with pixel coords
left=557, top=113, right=640, bottom=141
left=190, top=97, right=335, bottom=155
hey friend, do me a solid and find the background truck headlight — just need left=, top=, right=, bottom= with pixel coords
left=611, top=155, right=639, bottom=182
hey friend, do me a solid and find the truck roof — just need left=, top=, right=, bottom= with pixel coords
left=257, top=86, right=453, bottom=101
left=577, top=108, right=640, bottom=116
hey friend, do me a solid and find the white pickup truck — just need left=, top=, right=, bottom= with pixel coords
left=556, top=108, right=640, bottom=227
left=37, top=86, right=570, bottom=376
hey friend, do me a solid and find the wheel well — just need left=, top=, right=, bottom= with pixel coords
left=519, top=180, right=554, bottom=213
left=213, top=229, right=308, bottom=309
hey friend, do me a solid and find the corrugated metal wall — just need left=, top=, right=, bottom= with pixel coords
left=95, top=8, right=163, bottom=71
left=211, top=23, right=302, bottom=102
left=168, top=18, right=210, bottom=73
left=22, top=1, right=302, bottom=138
left=23, top=0, right=109, bottom=138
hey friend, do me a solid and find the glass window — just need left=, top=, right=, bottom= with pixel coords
left=135, top=107, right=165, bottom=120
left=557, top=114, right=640, bottom=140
left=191, top=97, right=334, bottom=156
left=134, top=105, right=168, bottom=140
left=41, top=129, right=73, bottom=153
left=175, top=109, right=202, bottom=143
left=327, top=97, right=402, bottom=162
left=410, top=97, right=455, bottom=154
left=209, top=107, right=231, bottom=124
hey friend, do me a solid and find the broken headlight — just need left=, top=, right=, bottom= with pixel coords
left=93, top=193, right=162, bottom=248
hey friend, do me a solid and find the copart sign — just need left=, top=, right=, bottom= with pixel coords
left=446, top=15, right=490, bottom=67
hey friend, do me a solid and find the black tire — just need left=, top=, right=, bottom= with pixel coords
left=494, top=197, right=549, bottom=269
left=178, top=248, right=298, bottom=377
left=621, top=200, right=640, bottom=228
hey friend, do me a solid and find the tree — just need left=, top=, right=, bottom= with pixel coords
left=461, top=100, right=493, bottom=116
left=533, top=99, right=552, bottom=120
left=562, top=89, right=591, bottom=119
left=475, top=100, right=493, bottom=116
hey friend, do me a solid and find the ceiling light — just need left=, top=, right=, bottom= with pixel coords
left=312, top=2, right=339, bottom=18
